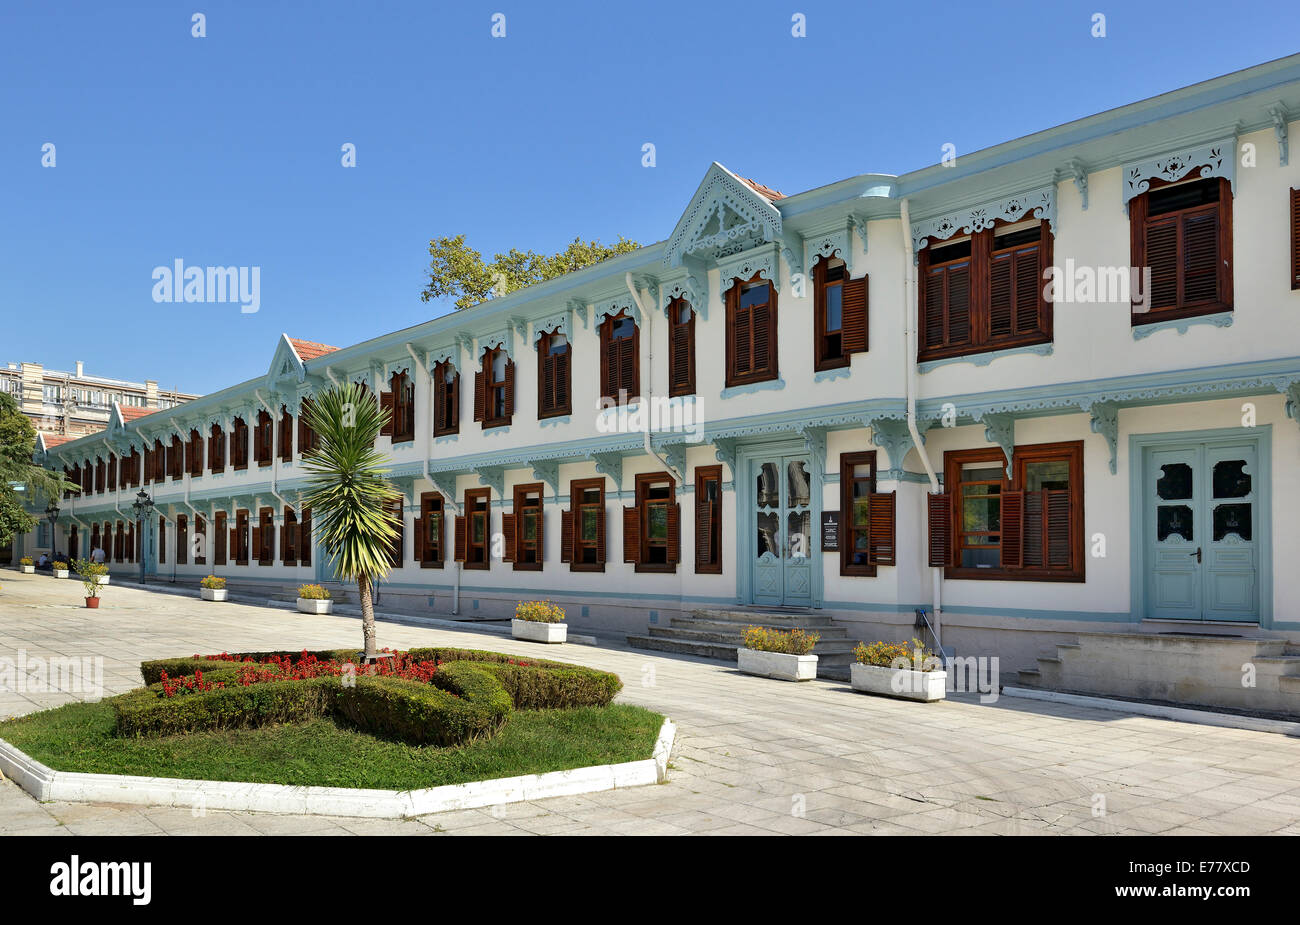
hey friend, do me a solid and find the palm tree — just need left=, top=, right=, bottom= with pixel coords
left=300, top=383, right=401, bottom=658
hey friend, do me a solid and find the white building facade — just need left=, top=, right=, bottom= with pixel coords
left=21, top=55, right=1300, bottom=669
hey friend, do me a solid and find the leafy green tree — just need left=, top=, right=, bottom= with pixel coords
left=299, top=383, right=402, bottom=658
left=421, top=234, right=641, bottom=310
left=0, top=393, right=77, bottom=544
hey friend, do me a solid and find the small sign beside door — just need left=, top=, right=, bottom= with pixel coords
left=821, top=511, right=840, bottom=552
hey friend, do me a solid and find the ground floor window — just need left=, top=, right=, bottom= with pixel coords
left=506, top=483, right=543, bottom=570
left=694, top=465, right=722, bottom=574
left=626, top=472, right=679, bottom=572
left=457, top=488, right=491, bottom=568
left=563, top=478, right=606, bottom=571
left=416, top=493, right=444, bottom=568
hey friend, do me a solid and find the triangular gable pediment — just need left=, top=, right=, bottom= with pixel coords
left=269, top=333, right=307, bottom=385
left=663, top=163, right=783, bottom=267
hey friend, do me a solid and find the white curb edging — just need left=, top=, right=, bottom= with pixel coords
left=1002, top=687, right=1300, bottom=737
left=0, top=717, right=675, bottom=819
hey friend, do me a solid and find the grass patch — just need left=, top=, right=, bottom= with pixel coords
left=0, top=700, right=664, bottom=791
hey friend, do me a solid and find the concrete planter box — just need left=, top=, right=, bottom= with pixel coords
left=737, top=648, right=818, bottom=681
left=52, top=570, right=69, bottom=579
left=20, top=566, right=34, bottom=574
left=297, top=598, right=332, bottom=614
left=201, top=588, right=228, bottom=602
left=92, top=575, right=110, bottom=586
left=512, top=618, right=567, bottom=644
left=851, top=663, right=947, bottom=702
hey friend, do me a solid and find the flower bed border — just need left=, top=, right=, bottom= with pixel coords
left=0, top=718, right=674, bottom=819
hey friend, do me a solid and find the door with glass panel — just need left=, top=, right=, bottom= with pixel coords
left=1144, top=441, right=1258, bottom=622
left=752, top=454, right=813, bottom=607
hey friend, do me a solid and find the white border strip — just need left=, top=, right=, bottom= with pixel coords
left=0, top=718, right=675, bottom=819
left=1002, top=687, right=1300, bottom=737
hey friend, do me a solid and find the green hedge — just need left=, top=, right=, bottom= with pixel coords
left=123, top=647, right=622, bottom=746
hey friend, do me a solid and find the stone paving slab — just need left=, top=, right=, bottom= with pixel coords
left=1, top=570, right=1298, bottom=835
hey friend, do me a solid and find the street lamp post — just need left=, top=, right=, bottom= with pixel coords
left=45, top=500, right=60, bottom=557
left=131, top=489, right=154, bottom=585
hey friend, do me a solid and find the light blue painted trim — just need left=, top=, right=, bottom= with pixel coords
left=1122, top=137, right=1235, bottom=211
left=918, top=342, right=1053, bottom=374
left=912, top=185, right=1056, bottom=251
left=539, top=415, right=571, bottom=428
left=928, top=604, right=1136, bottom=623
left=389, top=440, right=415, bottom=451
left=1131, top=310, right=1233, bottom=339
left=720, top=377, right=786, bottom=401
left=813, top=367, right=851, bottom=383
left=1127, top=425, right=1273, bottom=628
left=434, top=434, right=459, bottom=446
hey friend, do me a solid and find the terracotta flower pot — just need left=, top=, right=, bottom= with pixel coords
left=85, top=597, right=100, bottom=609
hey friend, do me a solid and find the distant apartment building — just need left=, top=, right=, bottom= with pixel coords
left=0, top=360, right=198, bottom=441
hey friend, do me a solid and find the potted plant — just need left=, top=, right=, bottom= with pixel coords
left=19, top=556, right=34, bottom=574
left=297, top=583, right=333, bottom=614
left=52, top=560, right=69, bottom=579
left=851, top=638, right=947, bottom=702
left=200, top=574, right=228, bottom=602
left=737, top=625, right=819, bottom=681
left=73, top=558, right=108, bottom=609
left=512, top=600, right=567, bottom=644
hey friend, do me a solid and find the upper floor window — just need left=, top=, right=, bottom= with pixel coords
left=928, top=441, right=1083, bottom=581
left=726, top=277, right=778, bottom=387
left=600, top=313, right=639, bottom=404
left=187, top=429, right=203, bottom=476
left=814, top=258, right=868, bottom=371
left=537, top=331, right=571, bottom=419
left=667, top=299, right=695, bottom=397
left=169, top=435, right=184, bottom=480
left=152, top=439, right=166, bottom=481
left=919, top=219, right=1052, bottom=362
left=474, top=349, right=513, bottom=429
left=232, top=417, right=249, bottom=470
left=381, top=371, right=415, bottom=443
left=254, top=410, right=273, bottom=467
left=209, top=424, right=226, bottom=473
left=298, top=399, right=319, bottom=456
left=1130, top=176, right=1232, bottom=325
left=433, top=362, right=459, bottom=436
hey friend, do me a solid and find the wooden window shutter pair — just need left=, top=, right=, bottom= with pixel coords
left=668, top=302, right=695, bottom=396
left=866, top=490, right=896, bottom=566
left=501, top=513, right=516, bottom=562
left=453, top=515, right=467, bottom=562
left=841, top=274, right=869, bottom=354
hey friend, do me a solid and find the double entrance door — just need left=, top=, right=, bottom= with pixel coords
left=1144, top=439, right=1259, bottom=622
left=751, top=452, right=813, bottom=608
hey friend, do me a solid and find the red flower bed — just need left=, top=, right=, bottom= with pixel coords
left=157, top=649, right=465, bottom=698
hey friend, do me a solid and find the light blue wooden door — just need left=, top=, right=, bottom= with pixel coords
left=1144, top=442, right=1258, bottom=622
left=751, top=454, right=813, bottom=607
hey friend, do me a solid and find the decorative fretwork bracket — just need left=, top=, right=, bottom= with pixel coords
left=978, top=412, right=1016, bottom=477
left=798, top=426, right=828, bottom=476
left=1088, top=400, right=1120, bottom=475
left=472, top=465, right=506, bottom=498
left=712, top=437, right=739, bottom=478
left=427, top=471, right=461, bottom=506
left=1269, top=104, right=1290, bottom=167
left=1279, top=380, right=1300, bottom=436
left=1061, top=159, right=1089, bottom=210
left=567, top=299, right=589, bottom=330
left=868, top=418, right=919, bottom=479
left=590, top=451, right=624, bottom=488
left=528, top=458, right=560, bottom=497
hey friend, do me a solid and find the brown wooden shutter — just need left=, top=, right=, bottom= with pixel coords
left=280, top=523, right=289, bottom=564
left=990, top=254, right=1012, bottom=338
left=414, top=515, right=426, bottom=564
left=560, top=509, right=573, bottom=563
left=666, top=502, right=680, bottom=565
left=379, top=391, right=395, bottom=436
left=695, top=496, right=713, bottom=569
left=1045, top=489, right=1071, bottom=568
left=927, top=492, right=953, bottom=568
left=251, top=526, right=260, bottom=564
left=842, top=275, right=868, bottom=354
left=502, top=513, right=516, bottom=562
left=732, top=304, right=752, bottom=376
left=1292, top=188, right=1300, bottom=290
left=753, top=303, right=772, bottom=373
left=473, top=370, right=485, bottom=422
left=454, top=515, right=467, bottom=562
left=867, top=491, right=896, bottom=566
left=595, top=502, right=606, bottom=564
left=299, top=511, right=311, bottom=567
left=619, top=334, right=636, bottom=397
left=601, top=325, right=615, bottom=397
left=670, top=308, right=694, bottom=394
left=556, top=348, right=570, bottom=412
left=622, top=506, right=640, bottom=563
left=1000, top=490, right=1024, bottom=569
left=1181, top=210, right=1219, bottom=304
left=503, top=360, right=514, bottom=419
left=434, top=367, right=447, bottom=430
left=228, top=528, right=237, bottom=563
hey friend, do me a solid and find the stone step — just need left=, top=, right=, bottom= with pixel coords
left=648, top=625, right=857, bottom=652
left=1016, top=668, right=1044, bottom=687
left=672, top=617, right=849, bottom=638
left=627, top=634, right=853, bottom=680
left=690, top=608, right=837, bottom=627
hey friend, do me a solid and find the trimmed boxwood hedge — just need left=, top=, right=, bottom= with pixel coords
left=122, top=647, right=622, bottom=747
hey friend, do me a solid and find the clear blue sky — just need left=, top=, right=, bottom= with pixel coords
left=3, top=1, right=1298, bottom=395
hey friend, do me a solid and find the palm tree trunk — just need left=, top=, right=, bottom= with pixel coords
left=358, top=572, right=377, bottom=658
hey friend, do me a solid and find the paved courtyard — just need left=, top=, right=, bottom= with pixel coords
left=1, top=571, right=1298, bottom=836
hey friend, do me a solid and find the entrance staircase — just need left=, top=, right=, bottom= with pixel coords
left=627, top=607, right=857, bottom=680
left=1015, top=632, right=1300, bottom=716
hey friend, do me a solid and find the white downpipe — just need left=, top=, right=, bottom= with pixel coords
left=325, top=366, right=341, bottom=388
left=407, top=343, right=460, bottom=615
left=900, top=198, right=942, bottom=643
left=625, top=272, right=682, bottom=483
